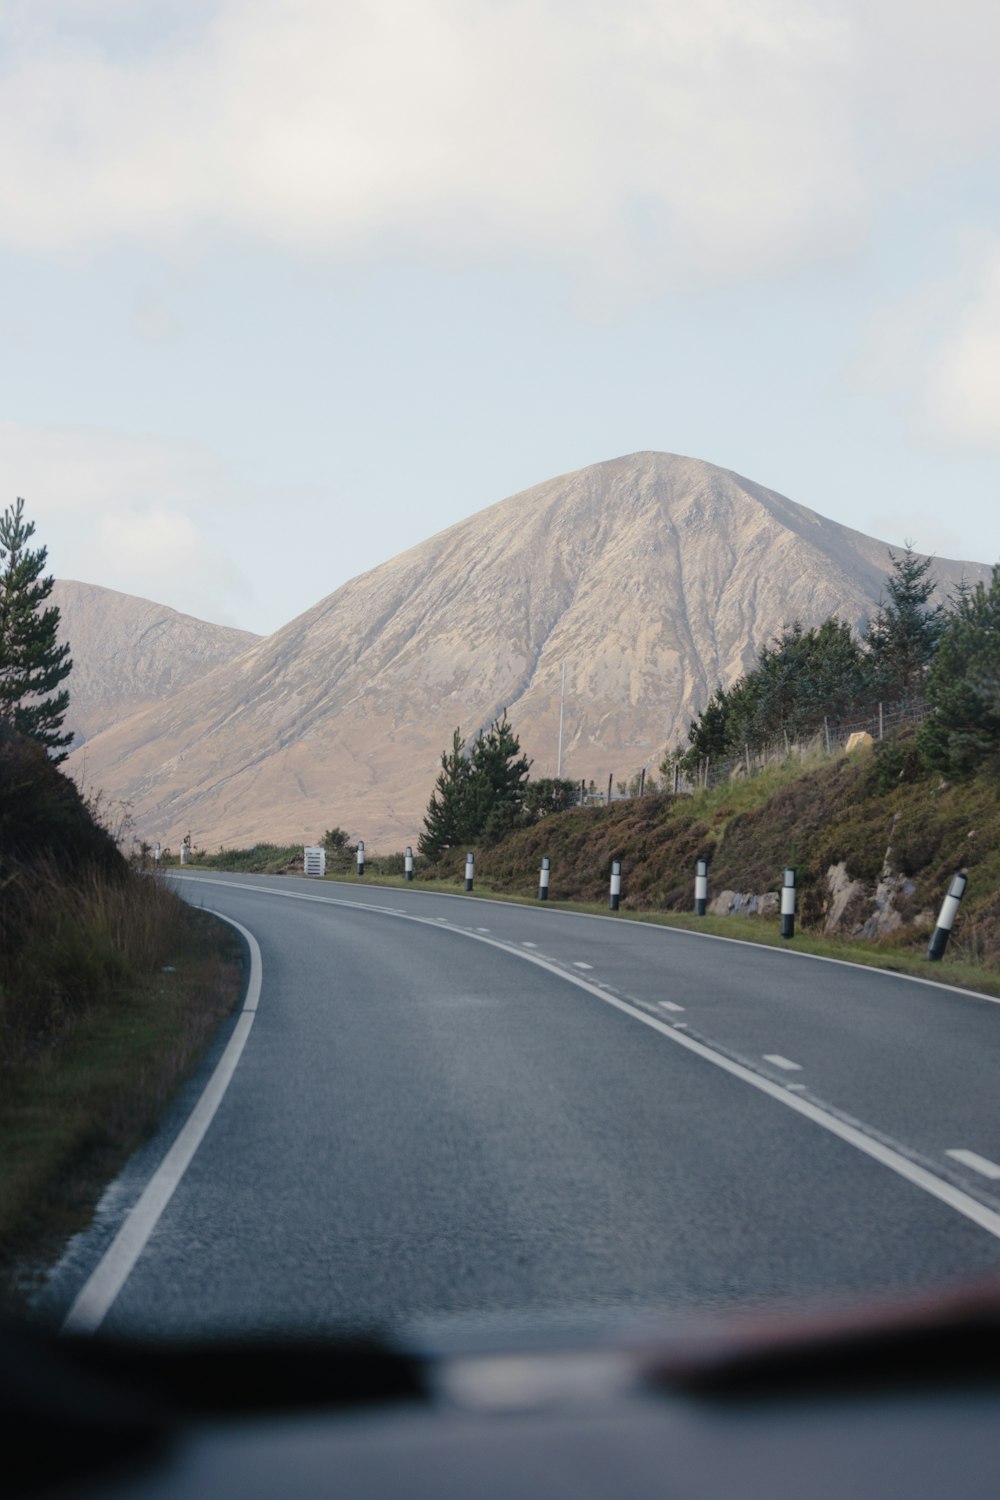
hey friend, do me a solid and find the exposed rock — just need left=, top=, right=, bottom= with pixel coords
left=53, top=581, right=259, bottom=748
left=63, top=452, right=993, bottom=850
left=708, top=890, right=780, bottom=918
left=854, top=873, right=918, bottom=940
left=824, top=862, right=866, bottom=934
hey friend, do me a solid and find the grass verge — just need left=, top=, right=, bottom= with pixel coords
left=0, top=893, right=243, bottom=1310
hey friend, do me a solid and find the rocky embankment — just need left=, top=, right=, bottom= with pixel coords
left=426, top=739, right=1000, bottom=966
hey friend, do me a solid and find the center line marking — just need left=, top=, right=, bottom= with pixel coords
left=522, top=942, right=538, bottom=948
left=946, top=1149, right=1000, bottom=1180
left=573, top=962, right=594, bottom=970
left=660, top=1002, right=685, bottom=1012
left=476, top=927, right=490, bottom=932
left=763, top=1054, right=802, bottom=1071
left=169, top=877, right=1000, bottom=1251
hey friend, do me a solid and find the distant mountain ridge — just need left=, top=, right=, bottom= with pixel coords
left=52, top=580, right=259, bottom=748
left=63, top=453, right=992, bottom=849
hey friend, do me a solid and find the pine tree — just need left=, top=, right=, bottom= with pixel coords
left=467, top=713, right=532, bottom=844
left=919, top=565, right=1000, bottom=777
left=418, top=728, right=472, bottom=860
left=0, top=497, right=73, bottom=761
left=865, top=545, right=944, bottom=700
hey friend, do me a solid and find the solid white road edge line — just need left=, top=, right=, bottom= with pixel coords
left=946, top=1150, right=1000, bottom=1181
left=174, top=876, right=1000, bottom=1246
left=60, top=910, right=263, bottom=1336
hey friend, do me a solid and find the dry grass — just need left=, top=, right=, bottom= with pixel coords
left=0, top=867, right=243, bottom=1307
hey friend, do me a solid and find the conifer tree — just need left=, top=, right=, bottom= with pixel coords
left=0, top=497, right=73, bottom=761
left=919, top=565, right=1000, bottom=777
left=467, top=712, right=532, bottom=844
left=865, top=545, right=943, bottom=700
left=418, top=728, right=472, bottom=860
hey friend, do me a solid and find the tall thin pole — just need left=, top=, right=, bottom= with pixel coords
left=556, top=660, right=566, bottom=779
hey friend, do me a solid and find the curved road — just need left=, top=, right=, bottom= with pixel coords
left=48, top=872, right=1000, bottom=1338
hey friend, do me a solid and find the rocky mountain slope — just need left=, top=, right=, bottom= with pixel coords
left=64, top=453, right=992, bottom=849
left=53, top=581, right=259, bottom=749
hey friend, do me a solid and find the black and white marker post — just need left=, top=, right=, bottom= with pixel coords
left=694, top=858, right=708, bottom=917
left=927, top=871, right=968, bottom=961
left=539, top=856, right=550, bottom=900
left=465, top=851, right=475, bottom=892
left=356, top=840, right=365, bottom=878
left=609, top=859, right=622, bottom=912
left=780, top=866, right=796, bottom=939
left=404, top=846, right=414, bottom=881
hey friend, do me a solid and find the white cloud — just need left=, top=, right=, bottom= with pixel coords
left=0, top=0, right=900, bottom=285
left=923, top=254, right=1000, bottom=447
left=0, top=421, right=258, bottom=624
left=856, top=237, right=1000, bottom=452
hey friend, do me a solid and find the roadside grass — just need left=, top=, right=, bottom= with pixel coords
left=0, top=876, right=243, bottom=1308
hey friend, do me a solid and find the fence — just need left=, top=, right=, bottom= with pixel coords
left=576, top=698, right=930, bottom=805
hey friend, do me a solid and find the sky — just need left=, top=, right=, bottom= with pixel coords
left=2, top=0, right=1000, bottom=635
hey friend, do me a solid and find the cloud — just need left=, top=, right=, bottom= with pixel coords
left=0, top=421, right=258, bottom=625
left=855, top=236, right=1000, bottom=451
left=0, top=0, right=936, bottom=286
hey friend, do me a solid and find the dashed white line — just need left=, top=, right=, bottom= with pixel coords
left=659, top=1002, right=685, bottom=1012
left=573, top=962, right=594, bottom=971
left=786, top=1083, right=807, bottom=1092
left=673, top=1022, right=688, bottom=1029
left=171, top=877, right=1000, bottom=1249
left=476, top=927, right=491, bottom=933
left=763, top=1054, right=802, bottom=1072
left=522, top=941, right=538, bottom=948
left=946, top=1149, right=1000, bottom=1181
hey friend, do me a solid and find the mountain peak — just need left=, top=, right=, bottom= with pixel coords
left=65, top=457, right=990, bottom=848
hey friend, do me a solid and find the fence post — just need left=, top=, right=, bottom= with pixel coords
left=927, top=872, right=967, bottom=961
left=780, top=867, right=796, bottom=939
left=878, top=702, right=884, bottom=740
left=673, top=763, right=680, bottom=795
left=607, top=773, right=613, bottom=806
left=694, top=858, right=708, bottom=917
left=465, top=851, right=475, bottom=892
left=405, top=846, right=414, bottom=881
left=744, top=743, right=751, bottom=776
left=824, top=716, right=831, bottom=754
left=639, top=767, right=646, bottom=796
left=609, top=859, right=622, bottom=911
left=539, top=856, right=550, bottom=900
left=356, top=840, right=365, bottom=877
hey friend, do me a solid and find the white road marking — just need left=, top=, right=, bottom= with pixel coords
left=61, top=910, right=262, bottom=1335
left=522, top=942, right=538, bottom=948
left=946, top=1149, right=1000, bottom=1180
left=171, top=877, right=1000, bottom=1249
left=673, top=1022, right=688, bottom=1029
left=476, top=927, right=491, bottom=933
left=786, top=1083, right=807, bottom=1092
left=573, top=962, right=594, bottom=970
left=763, top=1054, right=802, bottom=1071
left=660, top=1002, right=685, bottom=1012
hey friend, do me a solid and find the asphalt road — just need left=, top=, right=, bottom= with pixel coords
left=47, top=872, right=1000, bottom=1339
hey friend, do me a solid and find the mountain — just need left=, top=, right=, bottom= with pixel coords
left=63, top=453, right=992, bottom=851
left=53, top=581, right=259, bottom=749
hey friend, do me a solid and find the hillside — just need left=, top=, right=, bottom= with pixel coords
left=428, top=740, right=1000, bottom=971
left=52, top=580, right=259, bottom=748
left=65, top=453, right=992, bottom=849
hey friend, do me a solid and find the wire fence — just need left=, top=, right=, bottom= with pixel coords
left=575, top=697, right=930, bottom=805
